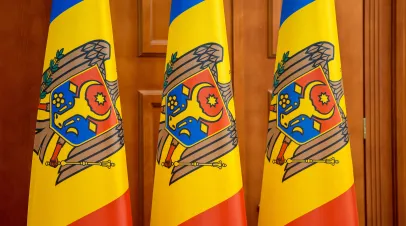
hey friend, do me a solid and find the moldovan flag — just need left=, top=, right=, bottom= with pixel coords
left=150, top=0, right=247, bottom=225
left=258, top=0, right=359, bottom=225
left=27, top=0, right=132, bottom=225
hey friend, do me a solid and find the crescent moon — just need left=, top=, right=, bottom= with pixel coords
left=292, top=127, right=304, bottom=134
left=67, top=127, right=79, bottom=135
left=191, top=82, right=213, bottom=101
left=179, top=129, right=191, bottom=137
left=303, top=81, right=324, bottom=98
left=79, top=80, right=101, bottom=99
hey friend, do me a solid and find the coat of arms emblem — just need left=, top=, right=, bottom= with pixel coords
left=267, top=42, right=349, bottom=181
left=34, top=40, right=124, bottom=184
left=157, top=43, right=238, bottom=184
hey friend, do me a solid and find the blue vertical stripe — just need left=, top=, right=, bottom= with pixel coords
left=50, top=0, right=82, bottom=23
left=170, top=0, right=204, bottom=24
left=280, top=0, right=314, bottom=26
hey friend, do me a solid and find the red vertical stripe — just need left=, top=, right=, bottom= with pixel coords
left=180, top=188, right=247, bottom=226
left=286, top=185, right=359, bottom=226
left=69, top=189, right=132, bottom=226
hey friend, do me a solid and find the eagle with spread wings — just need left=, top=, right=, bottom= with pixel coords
left=156, top=43, right=238, bottom=185
left=34, top=40, right=124, bottom=185
left=266, top=42, right=350, bottom=182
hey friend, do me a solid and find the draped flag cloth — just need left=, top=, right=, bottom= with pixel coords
left=258, top=0, right=359, bottom=225
left=150, top=0, right=247, bottom=225
left=27, top=0, right=132, bottom=225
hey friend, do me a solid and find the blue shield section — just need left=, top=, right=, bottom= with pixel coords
left=166, top=84, right=208, bottom=146
left=50, top=82, right=96, bottom=145
left=277, top=83, right=320, bottom=143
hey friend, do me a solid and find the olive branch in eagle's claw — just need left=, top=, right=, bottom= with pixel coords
left=272, top=157, right=339, bottom=166
left=161, top=160, right=227, bottom=169
left=45, top=160, right=115, bottom=169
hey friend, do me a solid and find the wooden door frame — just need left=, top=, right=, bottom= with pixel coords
left=364, top=0, right=394, bottom=225
left=393, top=0, right=406, bottom=224
left=364, top=0, right=406, bottom=225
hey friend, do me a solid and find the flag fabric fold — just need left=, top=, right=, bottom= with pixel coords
left=258, top=0, right=359, bottom=225
left=150, top=1, right=247, bottom=225
left=27, top=0, right=132, bottom=225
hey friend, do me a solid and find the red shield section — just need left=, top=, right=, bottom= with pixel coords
left=295, top=68, right=342, bottom=133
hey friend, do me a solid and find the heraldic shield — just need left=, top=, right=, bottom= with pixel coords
left=156, top=43, right=238, bottom=185
left=50, top=66, right=118, bottom=146
left=34, top=40, right=124, bottom=184
left=165, top=68, right=231, bottom=147
left=267, top=42, right=349, bottom=181
left=276, top=67, right=342, bottom=144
